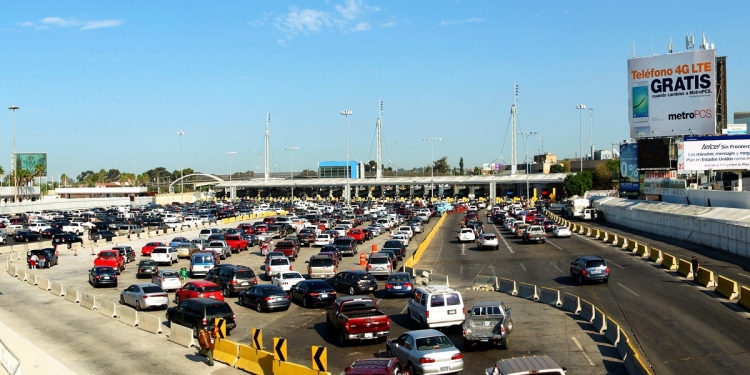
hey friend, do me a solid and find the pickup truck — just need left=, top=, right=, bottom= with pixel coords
left=273, top=240, right=298, bottom=261
left=462, top=301, right=513, bottom=350
left=205, top=241, right=232, bottom=260
left=93, top=250, right=126, bottom=275
left=325, top=296, right=390, bottom=345
left=296, top=229, right=316, bottom=247
left=521, top=225, right=547, bottom=244
left=224, top=234, right=249, bottom=253
left=63, top=222, right=90, bottom=236
left=346, top=228, right=366, bottom=244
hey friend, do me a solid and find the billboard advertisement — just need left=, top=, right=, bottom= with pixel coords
left=628, top=49, right=717, bottom=138
left=619, top=143, right=639, bottom=198
left=15, top=153, right=47, bottom=177
left=683, top=134, right=750, bottom=171
left=643, top=178, right=687, bottom=196
left=637, top=139, right=671, bottom=170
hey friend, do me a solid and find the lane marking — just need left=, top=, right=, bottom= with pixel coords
left=546, top=240, right=564, bottom=251
left=608, top=261, right=624, bottom=269
left=738, top=273, right=750, bottom=279
left=460, top=265, right=463, bottom=274
left=400, top=304, right=409, bottom=314
left=494, top=225, right=515, bottom=253
left=618, top=283, right=639, bottom=296
left=552, top=264, right=564, bottom=274
left=461, top=243, right=465, bottom=256
left=571, top=336, right=596, bottom=367
left=519, top=262, right=526, bottom=271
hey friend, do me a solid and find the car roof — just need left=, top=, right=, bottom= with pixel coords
left=189, top=280, right=219, bottom=287
left=187, top=297, right=229, bottom=305
left=132, top=283, right=160, bottom=288
left=494, top=355, right=563, bottom=373
left=581, top=255, right=605, bottom=261
left=405, top=329, right=445, bottom=339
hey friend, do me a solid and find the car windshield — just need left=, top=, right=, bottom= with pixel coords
left=369, top=257, right=389, bottom=264
left=483, top=235, right=496, bottom=240
left=140, top=260, right=157, bottom=266
left=586, top=260, right=606, bottom=268
left=99, top=252, right=117, bottom=258
left=341, top=300, right=376, bottom=312
left=94, top=267, right=115, bottom=274
left=152, top=248, right=166, bottom=254
left=415, top=335, right=454, bottom=351
left=199, top=284, right=221, bottom=292
left=162, top=271, right=178, bottom=278
left=472, top=305, right=503, bottom=315
left=384, top=241, right=403, bottom=248
left=260, top=285, right=284, bottom=294
left=235, top=270, right=255, bottom=278
left=270, top=259, right=289, bottom=266
left=308, top=281, right=332, bottom=291
left=142, top=286, right=164, bottom=293
left=388, top=274, right=410, bottom=282
left=282, top=272, right=302, bottom=279
left=310, top=258, right=334, bottom=267
left=193, top=255, right=214, bottom=263
left=334, top=239, right=354, bottom=246
left=356, top=273, right=374, bottom=280
left=205, top=303, right=232, bottom=315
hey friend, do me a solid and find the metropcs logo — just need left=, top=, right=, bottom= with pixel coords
left=668, top=109, right=712, bottom=121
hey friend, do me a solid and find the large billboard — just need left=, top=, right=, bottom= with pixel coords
left=683, top=134, right=750, bottom=171
left=15, top=153, right=47, bottom=177
left=619, top=143, right=639, bottom=198
left=637, top=139, right=671, bottom=170
left=628, top=49, right=717, bottom=138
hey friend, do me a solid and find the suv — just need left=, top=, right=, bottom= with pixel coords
left=477, top=233, right=499, bottom=250
left=407, top=285, right=465, bottom=329
left=366, top=254, right=393, bottom=278
left=522, top=225, right=546, bottom=244
left=199, top=228, right=221, bottom=241
left=485, top=355, right=567, bottom=375
left=166, top=298, right=236, bottom=336
left=306, top=255, right=337, bottom=279
left=333, top=237, right=358, bottom=257
left=210, top=265, right=258, bottom=297
left=570, top=256, right=610, bottom=284
left=113, top=246, right=137, bottom=263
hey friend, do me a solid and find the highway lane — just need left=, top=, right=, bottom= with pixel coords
left=420, top=211, right=750, bottom=375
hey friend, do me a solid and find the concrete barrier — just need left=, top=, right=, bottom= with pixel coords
left=695, top=267, right=716, bottom=288
left=516, top=282, right=538, bottom=300
left=8, top=264, right=17, bottom=277
left=635, top=243, right=649, bottom=258
left=616, top=237, right=625, bottom=247
left=604, top=316, right=620, bottom=345
left=37, top=276, right=51, bottom=291
left=97, top=299, right=119, bottom=318
left=623, top=344, right=653, bottom=375
left=588, top=228, right=595, bottom=237
left=168, top=323, right=197, bottom=348
left=428, top=274, right=450, bottom=286
left=136, top=312, right=163, bottom=334
left=610, top=234, right=618, bottom=245
left=714, top=275, right=739, bottom=300
left=213, top=338, right=239, bottom=367
left=470, top=275, right=497, bottom=291
left=80, top=292, right=98, bottom=310
left=498, top=278, right=517, bottom=295
left=273, top=357, right=323, bottom=375
left=561, top=292, right=581, bottom=314
left=236, top=344, right=274, bottom=375
left=118, top=306, right=139, bottom=327
left=677, top=259, right=693, bottom=278
left=626, top=239, right=637, bottom=251
left=64, top=287, right=80, bottom=303
left=26, top=271, right=38, bottom=285
left=538, top=287, right=561, bottom=306
left=599, top=231, right=607, bottom=241
left=579, top=299, right=595, bottom=323
left=648, top=247, right=663, bottom=264
left=592, top=307, right=607, bottom=334
left=661, top=253, right=678, bottom=270
left=738, top=286, right=750, bottom=310
left=616, top=329, right=630, bottom=358
left=50, top=281, right=65, bottom=297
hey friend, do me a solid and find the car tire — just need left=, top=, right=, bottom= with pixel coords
left=501, top=336, right=509, bottom=349
left=256, top=302, right=263, bottom=313
left=223, top=287, right=231, bottom=297
left=420, top=318, right=427, bottom=329
left=349, top=286, right=355, bottom=295
left=302, top=297, right=310, bottom=308
left=239, top=296, right=245, bottom=306
left=339, top=331, right=347, bottom=346
left=119, top=295, right=125, bottom=305
left=135, top=301, right=142, bottom=311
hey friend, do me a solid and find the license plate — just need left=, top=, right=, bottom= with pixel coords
left=209, top=295, right=215, bottom=298
left=364, top=333, right=373, bottom=338
left=104, top=277, right=110, bottom=279
left=241, top=282, right=249, bottom=286
left=440, top=367, right=450, bottom=372
left=375, top=267, right=383, bottom=271
left=483, top=321, right=490, bottom=326
left=394, top=286, right=402, bottom=289
left=369, top=287, right=374, bottom=291
left=321, top=293, right=328, bottom=298
left=448, top=309, right=456, bottom=315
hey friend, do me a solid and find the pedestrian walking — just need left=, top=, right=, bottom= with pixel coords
left=179, top=267, right=188, bottom=286
left=197, top=325, right=219, bottom=366
left=691, top=255, right=700, bottom=280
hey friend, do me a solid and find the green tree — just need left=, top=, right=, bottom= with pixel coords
left=550, top=164, right=567, bottom=173
left=77, top=170, right=94, bottom=182
left=459, top=157, right=465, bottom=175
left=106, top=169, right=121, bottom=182
left=561, top=159, right=571, bottom=173
left=60, top=173, right=68, bottom=187
left=563, top=171, right=593, bottom=197
left=593, top=159, right=619, bottom=190
left=473, top=166, right=481, bottom=175
left=432, top=156, right=450, bottom=174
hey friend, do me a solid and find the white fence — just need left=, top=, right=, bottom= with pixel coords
left=0, top=197, right=155, bottom=215
left=0, top=337, right=21, bottom=375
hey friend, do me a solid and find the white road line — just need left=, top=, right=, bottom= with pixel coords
left=608, top=261, right=624, bottom=269
left=519, top=263, right=526, bottom=271
left=571, top=336, right=596, bottom=367
left=461, top=243, right=466, bottom=256
left=547, top=240, right=564, bottom=251
left=495, top=227, right=515, bottom=253
left=553, top=264, right=564, bottom=273
left=618, top=283, right=639, bottom=296
left=737, top=273, right=750, bottom=279
left=400, top=304, right=409, bottom=314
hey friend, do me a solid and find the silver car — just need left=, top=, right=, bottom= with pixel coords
left=151, top=270, right=182, bottom=292
left=366, top=254, right=393, bottom=278
left=386, top=329, right=464, bottom=375
left=119, top=283, right=169, bottom=311
left=477, top=233, right=499, bottom=250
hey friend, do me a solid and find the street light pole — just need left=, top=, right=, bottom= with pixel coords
left=518, top=131, right=537, bottom=200
left=8, top=105, right=18, bottom=202
left=422, top=138, right=442, bottom=201
left=285, top=147, right=298, bottom=201
left=227, top=151, right=237, bottom=199
left=589, top=108, right=594, bottom=161
left=576, top=104, right=586, bottom=172
left=340, top=110, right=352, bottom=205
left=177, top=130, right=185, bottom=203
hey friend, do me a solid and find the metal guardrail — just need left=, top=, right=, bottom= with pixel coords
left=0, top=337, right=21, bottom=375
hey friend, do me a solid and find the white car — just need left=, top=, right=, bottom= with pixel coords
left=332, top=226, right=348, bottom=237
left=477, top=202, right=487, bottom=209
left=182, top=216, right=202, bottom=227
left=314, top=234, right=333, bottom=246
left=151, top=247, right=178, bottom=265
left=271, top=271, right=306, bottom=292
left=458, top=228, right=476, bottom=242
left=397, top=226, right=414, bottom=239
left=264, top=256, right=292, bottom=278
left=553, top=226, right=572, bottom=238
left=151, top=270, right=182, bottom=292
left=391, top=234, right=410, bottom=246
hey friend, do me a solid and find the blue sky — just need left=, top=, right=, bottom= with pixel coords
left=2, top=1, right=749, bottom=181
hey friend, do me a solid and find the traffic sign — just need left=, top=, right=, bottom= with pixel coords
left=311, top=346, right=327, bottom=372
left=273, top=337, right=287, bottom=361
left=213, top=318, right=226, bottom=339
left=251, top=327, right=263, bottom=350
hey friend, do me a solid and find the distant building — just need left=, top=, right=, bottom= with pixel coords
left=55, top=187, right=148, bottom=199
left=317, top=161, right=363, bottom=179
left=594, top=150, right=614, bottom=160
left=533, top=153, right=558, bottom=174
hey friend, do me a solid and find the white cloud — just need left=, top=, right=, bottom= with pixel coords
left=273, top=0, right=382, bottom=40
left=352, top=22, right=371, bottom=32
left=19, top=21, right=36, bottom=27
left=275, top=7, right=332, bottom=34
left=438, top=17, right=484, bottom=26
left=19, top=16, right=124, bottom=31
left=81, top=19, right=124, bottom=30
left=42, top=17, right=80, bottom=27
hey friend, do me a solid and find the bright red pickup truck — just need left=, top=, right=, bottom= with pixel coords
left=326, top=296, right=390, bottom=345
left=347, top=228, right=366, bottom=244
left=93, top=250, right=126, bottom=274
left=224, top=235, right=249, bottom=253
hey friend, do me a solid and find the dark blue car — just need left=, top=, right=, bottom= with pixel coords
left=384, top=272, right=413, bottom=298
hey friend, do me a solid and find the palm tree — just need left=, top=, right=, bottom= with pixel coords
left=60, top=173, right=68, bottom=187
left=34, top=163, right=46, bottom=186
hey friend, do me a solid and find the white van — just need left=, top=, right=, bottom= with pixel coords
left=199, top=228, right=221, bottom=241
left=407, top=285, right=465, bottom=329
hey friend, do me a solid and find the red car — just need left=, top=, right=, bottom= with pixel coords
left=174, top=281, right=224, bottom=303
left=225, top=235, right=249, bottom=253
left=142, top=242, right=165, bottom=256
left=93, top=250, right=126, bottom=274
left=347, top=229, right=366, bottom=244
left=237, top=223, right=256, bottom=234
left=345, top=358, right=406, bottom=375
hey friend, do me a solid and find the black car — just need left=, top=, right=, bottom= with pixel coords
left=240, top=233, right=259, bottom=247
left=382, top=240, right=406, bottom=260
left=289, top=279, right=337, bottom=308
left=89, top=266, right=118, bottom=288
left=208, top=265, right=258, bottom=297
left=378, top=249, right=399, bottom=269
left=333, top=237, right=358, bottom=256
left=136, top=259, right=159, bottom=279
left=327, top=270, right=378, bottom=295
left=297, top=229, right=316, bottom=247
left=319, top=244, right=342, bottom=261
left=166, top=298, right=236, bottom=336
left=26, top=249, right=59, bottom=268
left=41, top=227, right=64, bottom=238
left=238, top=284, right=291, bottom=312
left=14, top=231, right=42, bottom=242
left=570, top=256, right=610, bottom=284
left=361, top=228, right=374, bottom=241
left=90, top=230, right=116, bottom=241
left=52, top=233, right=84, bottom=248
left=49, top=221, right=70, bottom=230
left=113, top=246, right=137, bottom=263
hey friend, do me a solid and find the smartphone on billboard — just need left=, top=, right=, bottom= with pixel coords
left=632, top=81, right=649, bottom=123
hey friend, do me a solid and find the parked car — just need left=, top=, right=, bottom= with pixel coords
left=142, top=242, right=166, bottom=256
left=384, top=272, right=413, bottom=298
left=175, top=281, right=224, bottom=303
left=120, top=283, right=169, bottom=311
left=289, top=279, right=337, bottom=308
left=382, top=240, right=406, bottom=260
left=306, top=255, right=337, bottom=279
left=136, top=259, right=159, bottom=279
left=166, top=298, right=236, bottom=336
left=151, top=269, right=182, bottom=292
left=264, top=256, right=292, bottom=278
left=93, top=250, right=126, bottom=274
left=238, top=284, right=291, bottom=312
left=385, top=329, right=464, bottom=375
left=89, top=266, right=118, bottom=288
left=344, top=358, right=407, bottom=375
left=14, top=231, right=42, bottom=242
left=486, top=356, right=566, bottom=375
left=327, top=270, right=378, bottom=295
left=211, top=265, right=258, bottom=297
left=366, top=254, right=393, bottom=279
left=175, top=243, right=201, bottom=259
left=333, top=237, right=358, bottom=257
left=26, top=249, right=58, bottom=268
left=462, top=301, right=513, bottom=350
left=271, top=271, right=306, bottom=292
left=570, top=256, right=609, bottom=284
left=151, top=247, right=178, bottom=265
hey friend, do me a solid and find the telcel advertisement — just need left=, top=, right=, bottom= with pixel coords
left=683, top=134, right=750, bottom=171
left=628, top=49, right=716, bottom=138
left=619, top=143, right=639, bottom=198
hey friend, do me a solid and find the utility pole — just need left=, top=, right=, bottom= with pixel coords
left=8, top=105, right=19, bottom=202
left=511, top=84, right=518, bottom=175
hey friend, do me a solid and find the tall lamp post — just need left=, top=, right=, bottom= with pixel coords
left=340, top=110, right=352, bottom=205
left=8, top=105, right=19, bottom=202
left=518, top=131, right=537, bottom=200
left=227, top=151, right=237, bottom=200
left=422, top=138, right=442, bottom=200
left=285, top=147, right=298, bottom=201
left=588, top=108, right=594, bottom=161
left=576, top=104, right=586, bottom=172
left=177, top=130, right=185, bottom=203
